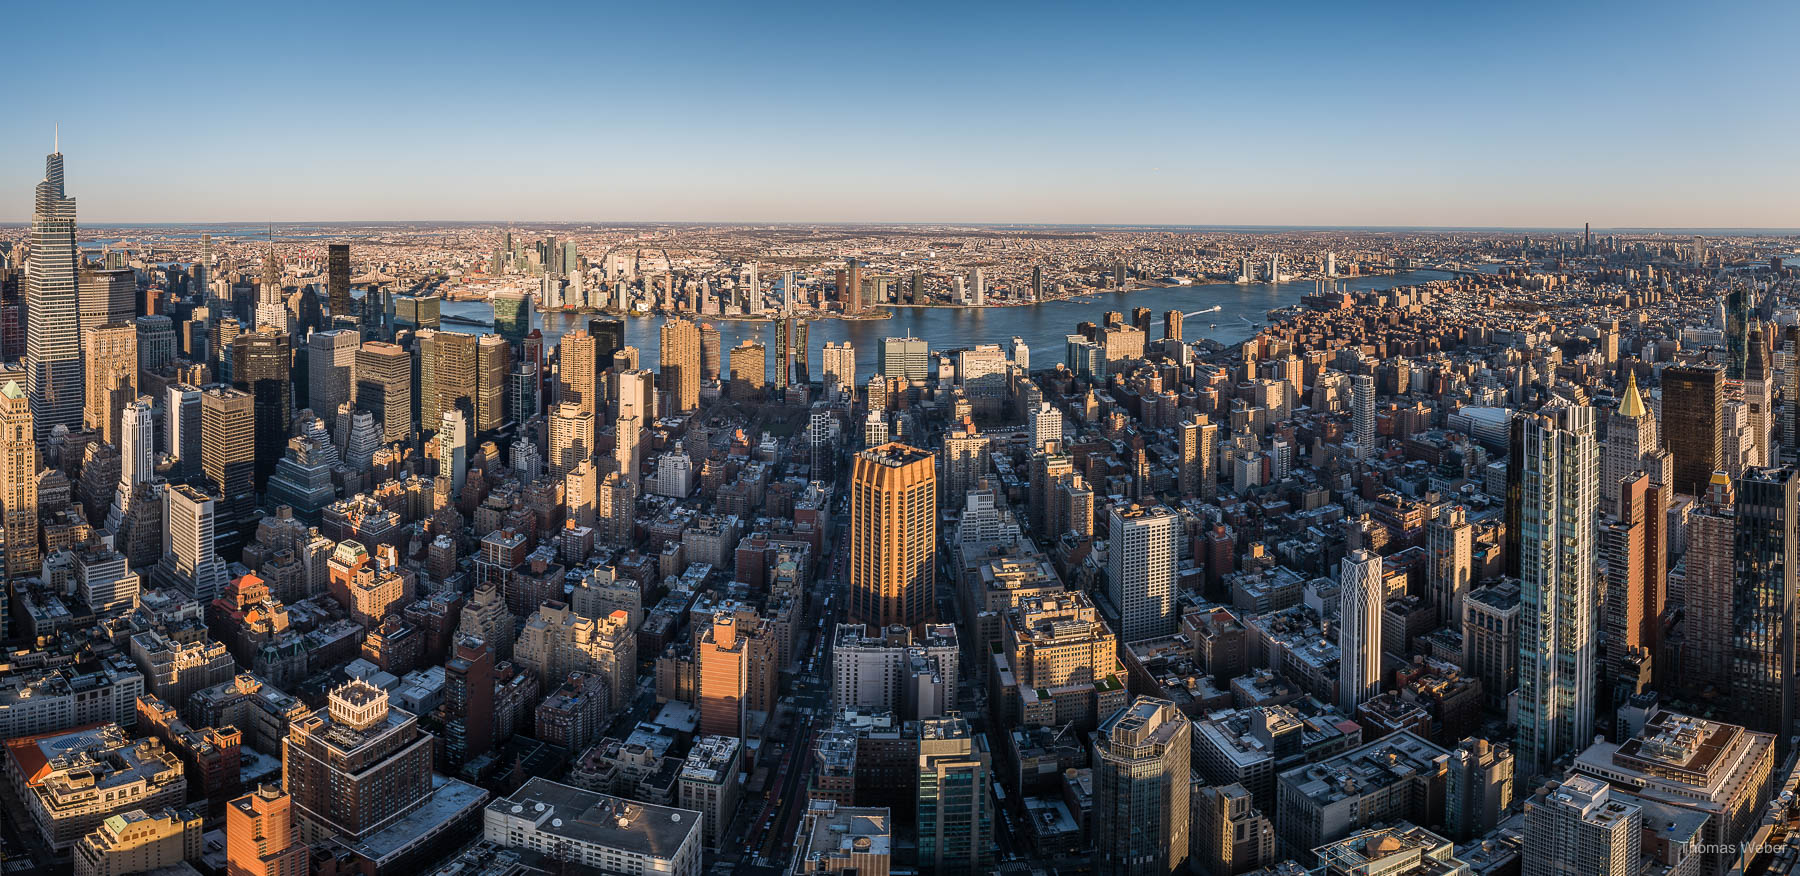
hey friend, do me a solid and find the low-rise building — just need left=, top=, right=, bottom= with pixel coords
left=484, top=777, right=702, bottom=876
left=4, top=723, right=187, bottom=851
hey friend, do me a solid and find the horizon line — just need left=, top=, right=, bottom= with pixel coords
left=1, top=219, right=1797, bottom=235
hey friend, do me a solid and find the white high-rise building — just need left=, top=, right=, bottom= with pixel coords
left=1030, top=402, right=1063, bottom=451
left=1108, top=504, right=1179, bottom=641
left=158, top=485, right=229, bottom=604
left=1351, top=373, right=1375, bottom=459
left=614, top=415, right=642, bottom=488
left=1010, top=336, right=1029, bottom=372
left=822, top=342, right=856, bottom=403
left=1337, top=549, right=1384, bottom=713
left=1516, top=402, right=1599, bottom=778
left=745, top=262, right=761, bottom=314
left=26, top=142, right=84, bottom=439
left=968, top=268, right=985, bottom=307
left=106, top=397, right=155, bottom=531
left=1522, top=775, right=1640, bottom=876
left=439, top=410, right=468, bottom=494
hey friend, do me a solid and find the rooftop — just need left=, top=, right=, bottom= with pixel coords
left=487, top=777, right=699, bottom=859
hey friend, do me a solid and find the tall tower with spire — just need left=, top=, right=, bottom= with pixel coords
left=25, top=136, right=84, bottom=438
left=1745, top=320, right=1772, bottom=468
left=255, top=225, right=290, bottom=332
left=1602, top=370, right=1659, bottom=517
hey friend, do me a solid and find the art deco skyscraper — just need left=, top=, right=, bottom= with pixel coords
left=1515, top=402, right=1598, bottom=778
left=26, top=143, right=84, bottom=438
left=1732, top=465, right=1797, bottom=739
left=1338, top=548, right=1383, bottom=714
left=106, top=397, right=155, bottom=531
left=1662, top=364, right=1723, bottom=497
left=354, top=341, right=412, bottom=444
left=0, top=382, right=39, bottom=579
left=1093, top=697, right=1190, bottom=876
left=1602, top=371, right=1658, bottom=516
left=83, top=322, right=137, bottom=446
left=848, top=443, right=937, bottom=630
left=1745, top=322, right=1773, bottom=468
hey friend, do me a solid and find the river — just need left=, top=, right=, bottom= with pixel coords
left=443, top=270, right=1454, bottom=377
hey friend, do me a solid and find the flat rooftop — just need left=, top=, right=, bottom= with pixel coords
left=487, top=777, right=699, bottom=859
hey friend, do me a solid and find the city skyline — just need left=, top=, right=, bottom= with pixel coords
left=3, top=1, right=1795, bottom=227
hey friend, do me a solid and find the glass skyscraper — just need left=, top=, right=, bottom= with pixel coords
left=1514, top=402, right=1598, bottom=778
left=25, top=146, right=83, bottom=439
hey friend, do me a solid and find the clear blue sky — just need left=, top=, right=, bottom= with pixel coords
left=6, top=0, right=1795, bottom=227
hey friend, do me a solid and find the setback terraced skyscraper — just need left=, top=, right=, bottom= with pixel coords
left=25, top=144, right=83, bottom=439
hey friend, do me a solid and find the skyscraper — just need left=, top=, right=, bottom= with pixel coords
left=1602, top=371, right=1658, bottom=516
left=549, top=403, right=593, bottom=478
left=1682, top=475, right=1735, bottom=693
left=442, top=635, right=494, bottom=771
left=475, top=333, right=509, bottom=433
left=0, top=382, right=38, bottom=579
left=83, top=322, right=136, bottom=446
left=660, top=318, right=701, bottom=413
left=1337, top=548, right=1383, bottom=714
left=325, top=243, right=351, bottom=320
left=917, top=716, right=994, bottom=874
left=1662, top=364, right=1723, bottom=497
left=282, top=680, right=434, bottom=843
left=728, top=341, right=765, bottom=399
left=1092, top=697, right=1190, bottom=876
left=200, top=387, right=256, bottom=553
left=439, top=410, right=468, bottom=494
left=822, top=342, right=856, bottom=402
left=26, top=143, right=84, bottom=438
left=158, top=483, right=229, bottom=604
left=1515, top=402, right=1598, bottom=778
left=106, top=397, right=155, bottom=532
left=233, top=330, right=292, bottom=483
left=78, top=267, right=136, bottom=336
left=354, top=341, right=412, bottom=443
left=1428, top=506, right=1473, bottom=626
left=880, top=337, right=929, bottom=383
left=1108, top=503, right=1179, bottom=641
left=848, top=443, right=937, bottom=630
left=308, top=330, right=358, bottom=429
left=1351, top=372, right=1375, bottom=459
left=1732, top=466, right=1797, bottom=739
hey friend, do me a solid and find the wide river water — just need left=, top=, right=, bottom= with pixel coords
left=438, top=270, right=1455, bottom=377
